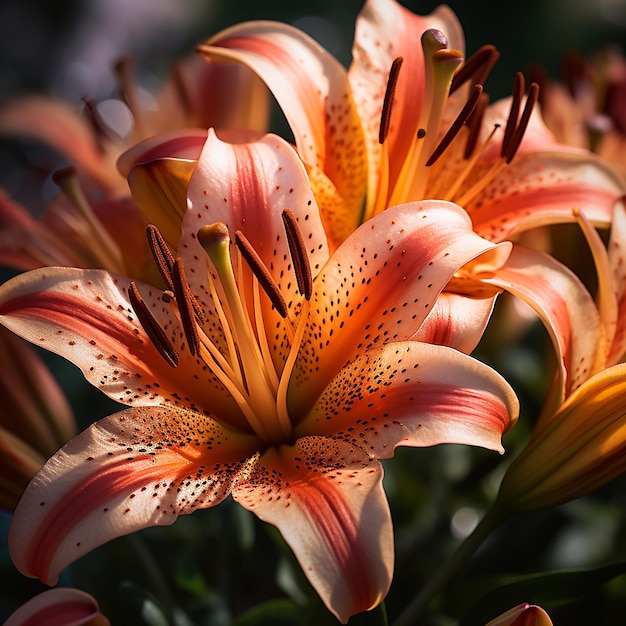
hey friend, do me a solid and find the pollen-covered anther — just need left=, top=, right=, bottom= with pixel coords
left=379, top=56, right=404, bottom=145
left=281, top=209, right=313, bottom=300
left=235, top=230, right=288, bottom=318
left=450, top=44, right=500, bottom=94
left=501, top=72, right=540, bottom=163
left=171, top=258, right=200, bottom=357
left=128, top=281, right=179, bottom=367
left=146, top=224, right=175, bottom=291
left=426, top=83, right=483, bottom=166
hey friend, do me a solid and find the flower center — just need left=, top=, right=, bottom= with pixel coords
left=374, top=33, right=539, bottom=218
left=129, top=211, right=312, bottom=446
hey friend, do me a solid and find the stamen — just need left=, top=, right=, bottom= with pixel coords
left=81, top=97, right=114, bottom=146
left=281, top=209, right=313, bottom=299
left=146, top=224, right=175, bottom=291
left=114, top=58, right=145, bottom=139
left=128, top=281, right=179, bottom=367
left=426, top=83, right=483, bottom=166
left=171, top=257, right=200, bottom=357
left=501, top=72, right=525, bottom=158
left=235, top=230, right=288, bottom=318
left=450, top=45, right=500, bottom=94
left=503, top=82, right=540, bottom=163
left=464, top=91, right=490, bottom=159
left=379, top=57, right=404, bottom=145
left=52, top=167, right=126, bottom=274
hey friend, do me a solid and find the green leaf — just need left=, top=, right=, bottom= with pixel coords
left=232, top=598, right=301, bottom=626
left=459, top=562, right=626, bottom=626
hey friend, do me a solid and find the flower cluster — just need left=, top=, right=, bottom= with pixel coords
left=1, top=1, right=625, bottom=624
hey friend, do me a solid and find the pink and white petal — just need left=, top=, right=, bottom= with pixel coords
left=183, top=131, right=330, bottom=361
left=468, top=151, right=623, bottom=242
left=292, top=200, right=511, bottom=411
left=410, top=289, right=499, bottom=354
left=0, top=96, right=118, bottom=191
left=9, top=405, right=261, bottom=584
left=0, top=267, right=248, bottom=430
left=200, top=22, right=367, bottom=236
left=479, top=245, right=605, bottom=402
left=295, top=341, right=517, bottom=456
left=4, top=588, right=108, bottom=626
left=350, top=0, right=464, bottom=209
left=233, top=438, right=392, bottom=624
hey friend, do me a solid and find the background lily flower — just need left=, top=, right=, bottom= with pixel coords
left=485, top=602, right=553, bottom=626
left=0, top=326, right=75, bottom=511
left=0, top=53, right=269, bottom=195
left=198, top=0, right=624, bottom=408
left=4, top=588, right=109, bottom=626
left=0, top=130, right=518, bottom=623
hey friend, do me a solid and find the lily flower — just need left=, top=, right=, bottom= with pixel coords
left=485, top=603, right=553, bottom=626
left=0, top=53, right=269, bottom=195
left=4, top=588, right=109, bottom=626
left=198, top=0, right=624, bottom=406
left=0, top=327, right=75, bottom=511
left=0, top=131, right=518, bottom=622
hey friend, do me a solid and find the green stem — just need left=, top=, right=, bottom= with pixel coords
left=394, top=505, right=507, bottom=626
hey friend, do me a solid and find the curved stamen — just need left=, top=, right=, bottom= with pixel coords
left=501, top=72, right=525, bottom=158
left=128, top=281, right=179, bottom=367
left=379, top=57, right=404, bottom=145
left=464, top=91, right=490, bottom=159
left=235, top=230, right=288, bottom=317
left=282, top=209, right=313, bottom=300
left=450, top=44, right=500, bottom=94
left=171, top=257, right=200, bottom=357
left=426, top=83, right=483, bottom=166
left=503, top=82, right=540, bottom=163
left=146, top=224, right=175, bottom=291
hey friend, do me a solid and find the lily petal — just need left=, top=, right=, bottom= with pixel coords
left=4, top=588, right=109, bottom=626
left=293, top=200, right=511, bottom=411
left=9, top=405, right=261, bottom=584
left=478, top=245, right=605, bottom=407
left=233, top=437, right=392, bottom=624
left=0, top=267, right=248, bottom=430
left=296, top=341, right=517, bottom=454
left=0, top=96, right=118, bottom=191
left=200, top=21, right=367, bottom=245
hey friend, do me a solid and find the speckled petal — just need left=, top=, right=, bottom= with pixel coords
left=233, top=437, right=392, bottom=624
left=292, top=200, right=510, bottom=412
left=4, top=588, right=108, bottom=626
left=296, top=341, right=517, bottom=454
left=9, top=405, right=261, bottom=584
left=200, top=23, right=367, bottom=245
left=0, top=267, right=248, bottom=430
left=479, top=245, right=605, bottom=406
left=464, top=98, right=624, bottom=241
left=349, top=0, right=464, bottom=212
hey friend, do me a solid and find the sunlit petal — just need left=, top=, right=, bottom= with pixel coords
left=9, top=405, right=261, bottom=584
left=233, top=437, right=392, bottom=624
left=296, top=341, right=517, bottom=454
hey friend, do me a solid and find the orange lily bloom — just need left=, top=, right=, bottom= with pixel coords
left=0, top=131, right=518, bottom=622
left=198, top=0, right=624, bottom=407
left=486, top=603, right=553, bottom=626
left=4, top=588, right=109, bottom=626
left=0, top=327, right=75, bottom=511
